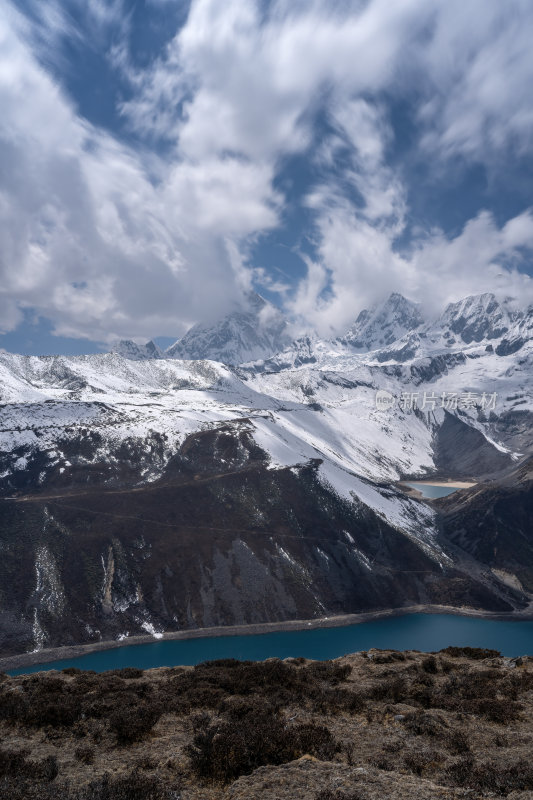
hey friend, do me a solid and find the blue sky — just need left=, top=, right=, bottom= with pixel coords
left=1, top=0, right=533, bottom=354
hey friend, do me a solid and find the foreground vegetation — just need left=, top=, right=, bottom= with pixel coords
left=1, top=647, right=532, bottom=799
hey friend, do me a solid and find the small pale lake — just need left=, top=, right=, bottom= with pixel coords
left=405, top=483, right=471, bottom=499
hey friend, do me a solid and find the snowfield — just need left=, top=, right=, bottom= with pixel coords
left=1, top=291, right=532, bottom=541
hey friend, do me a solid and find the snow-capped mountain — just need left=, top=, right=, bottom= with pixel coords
left=0, top=291, right=532, bottom=656
left=165, top=292, right=290, bottom=365
left=493, top=303, right=533, bottom=356
left=433, top=293, right=511, bottom=344
left=342, top=292, right=424, bottom=350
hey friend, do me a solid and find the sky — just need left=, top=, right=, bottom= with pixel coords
left=1, top=0, right=533, bottom=354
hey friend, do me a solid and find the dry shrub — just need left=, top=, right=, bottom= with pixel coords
left=445, top=730, right=471, bottom=754
left=446, top=756, right=533, bottom=794
left=106, top=668, right=144, bottom=680
left=186, top=706, right=339, bottom=783
left=434, top=671, right=523, bottom=723
left=0, top=778, right=58, bottom=800
left=26, top=692, right=81, bottom=728
left=493, top=733, right=508, bottom=747
left=371, top=652, right=406, bottom=664
left=403, top=748, right=445, bottom=776
left=369, top=752, right=395, bottom=771
left=109, top=702, right=162, bottom=743
left=440, top=647, right=500, bottom=660
left=0, top=748, right=30, bottom=778
left=421, top=655, right=438, bottom=673
left=402, top=711, right=447, bottom=737
left=0, top=748, right=58, bottom=782
left=76, top=770, right=172, bottom=800
left=369, top=677, right=406, bottom=703
left=1, top=769, right=177, bottom=800
left=135, top=755, right=158, bottom=771
left=312, top=687, right=366, bottom=715
left=0, top=674, right=89, bottom=728
left=75, top=745, right=95, bottom=765
left=166, top=657, right=356, bottom=715
left=305, top=661, right=353, bottom=682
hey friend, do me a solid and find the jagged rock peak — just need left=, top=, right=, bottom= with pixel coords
left=343, top=292, right=424, bottom=350
left=438, top=293, right=509, bottom=343
left=110, top=339, right=163, bottom=361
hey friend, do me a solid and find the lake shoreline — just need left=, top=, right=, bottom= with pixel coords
left=406, top=480, right=476, bottom=488
left=2, top=603, right=532, bottom=673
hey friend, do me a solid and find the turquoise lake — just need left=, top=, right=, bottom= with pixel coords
left=8, top=614, right=533, bottom=675
left=406, top=483, right=463, bottom=498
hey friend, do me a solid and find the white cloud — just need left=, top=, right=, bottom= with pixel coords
left=327, top=99, right=406, bottom=227
left=418, top=0, right=533, bottom=160
left=2, top=0, right=533, bottom=345
left=291, top=205, right=533, bottom=335
left=0, top=5, right=279, bottom=342
left=123, top=0, right=533, bottom=166
left=121, top=0, right=428, bottom=159
left=288, top=99, right=533, bottom=333
left=408, top=211, right=533, bottom=311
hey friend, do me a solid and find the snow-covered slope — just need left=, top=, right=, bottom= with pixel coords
left=2, top=292, right=533, bottom=495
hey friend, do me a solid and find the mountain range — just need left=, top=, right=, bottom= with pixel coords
left=0, top=290, right=532, bottom=656
left=112, top=292, right=290, bottom=365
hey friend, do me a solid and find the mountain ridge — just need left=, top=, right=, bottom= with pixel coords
left=107, top=290, right=533, bottom=369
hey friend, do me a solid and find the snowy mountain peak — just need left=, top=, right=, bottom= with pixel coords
left=343, top=293, right=424, bottom=351
left=110, top=339, right=163, bottom=361
left=107, top=291, right=533, bottom=369
left=438, top=293, right=509, bottom=343
left=165, top=292, right=290, bottom=365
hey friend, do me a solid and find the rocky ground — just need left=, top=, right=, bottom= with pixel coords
left=1, top=647, right=533, bottom=799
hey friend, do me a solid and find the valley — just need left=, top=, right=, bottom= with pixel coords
left=0, top=291, right=532, bottom=658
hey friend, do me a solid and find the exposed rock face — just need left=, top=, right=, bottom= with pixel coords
left=0, top=425, right=526, bottom=658
left=438, top=456, right=533, bottom=593
left=437, top=293, right=509, bottom=344
left=432, top=412, right=512, bottom=478
left=496, top=337, right=525, bottom=356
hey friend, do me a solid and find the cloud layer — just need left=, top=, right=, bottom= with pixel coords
left=1, top=0, right=533, bottom=343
